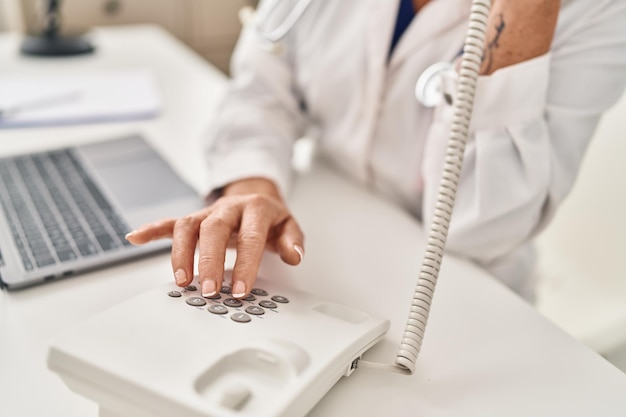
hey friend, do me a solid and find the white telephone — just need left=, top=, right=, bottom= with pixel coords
left=48, top=271, right=389, bottom=417
left=47, top=1, right=491, bottom=416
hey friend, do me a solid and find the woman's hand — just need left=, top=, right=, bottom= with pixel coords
left=125, top=178, right=304, bottom=298
left=480, top=0, right=561, bottom=75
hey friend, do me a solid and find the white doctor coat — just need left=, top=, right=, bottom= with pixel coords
left=203, top=0, right=626, bottom=300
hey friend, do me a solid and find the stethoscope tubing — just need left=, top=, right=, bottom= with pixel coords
left=255, top=0, right=314, bottom=44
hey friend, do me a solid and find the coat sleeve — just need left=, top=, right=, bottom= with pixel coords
left=421, top=1, right=626, bottom=269
left=201, top=1, right=307, bottom=200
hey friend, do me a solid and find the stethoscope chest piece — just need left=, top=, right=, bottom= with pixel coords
left=415, top=61, right=452, bottom=108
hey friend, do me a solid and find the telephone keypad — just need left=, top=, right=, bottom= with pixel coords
left=172, top=281, right=288, bottom=323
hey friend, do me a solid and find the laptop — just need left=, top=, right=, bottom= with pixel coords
left=0, top=134, right=204, bottom=290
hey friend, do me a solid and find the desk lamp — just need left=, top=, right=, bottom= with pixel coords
left=20, top=0, right=95, bottom=56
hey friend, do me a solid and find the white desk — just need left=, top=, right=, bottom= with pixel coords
left=1, top=25, right=625, bottom=417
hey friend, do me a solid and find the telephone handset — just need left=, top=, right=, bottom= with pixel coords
left=47, top=1, right=491, bottom=415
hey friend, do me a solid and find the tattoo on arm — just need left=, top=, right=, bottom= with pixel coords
left=482, top=13, right=506, bottom=74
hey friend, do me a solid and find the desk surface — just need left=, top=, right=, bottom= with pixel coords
left=1, top=25, right=625, bottom=417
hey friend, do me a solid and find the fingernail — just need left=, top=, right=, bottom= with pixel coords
left=125, top=230, right=137, bottom=239
left=232, top=281, right=246, bottom=298
left=201, top=280, right=216, bottom=297
left=174, top=269, right=187, bottom=286
left=294, top=244, right=304, bottom=263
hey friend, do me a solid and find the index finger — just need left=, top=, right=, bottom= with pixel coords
left=125, top=218, right=177, bottom=244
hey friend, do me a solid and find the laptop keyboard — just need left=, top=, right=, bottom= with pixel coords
left=0, top=149, right=132, bottom=272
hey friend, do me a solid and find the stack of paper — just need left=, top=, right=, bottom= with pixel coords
left=0, top=70, right=162, bottom=128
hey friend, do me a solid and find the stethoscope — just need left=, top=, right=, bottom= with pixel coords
left=415, top=48, right=464, bottom=108
left=414, top=62, right=453, bottom=108
left=239, top=0, right=459, bottom=108
left=239, top=0, right=314, bottom=54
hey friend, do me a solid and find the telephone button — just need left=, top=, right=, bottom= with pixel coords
left=224, top=298, right=243, bottom=308
left=203, top=293, right=221, bottom=300
left=251, top=288, right=268, bottom=296
left=231, top=313, right=251, bottom=323
left=245, top=306, right=265, bottom=316
left=259, top=300, right=277, bottom=309
left=186, top=297, right=207, bottom=307
left=271, top=295, right=289, bottom=304
left=208, top=304, right=228, bottom=315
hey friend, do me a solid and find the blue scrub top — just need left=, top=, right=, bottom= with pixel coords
left=389, top=0, right=416, bottom=57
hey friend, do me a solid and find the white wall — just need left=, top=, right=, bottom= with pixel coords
left=535, top=89, right=626, bottom=372
left=0, top=0, right=8, bottom=31
left=0, top=0, right=24, bottom=31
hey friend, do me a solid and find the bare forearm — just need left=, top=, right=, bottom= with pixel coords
left=480, top=0, right=561, bottom=75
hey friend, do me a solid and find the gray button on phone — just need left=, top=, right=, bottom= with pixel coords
left=242, top=294, right=256, bottom=302
left=224, top=298, right=243, bottom=308
left=186, top=297, right=207, bottom=307
left=220, top=285, right=231, bottom=294
left=251, top=288, right=268, bottom=296
left=185, top=285, right=197, bottom=291
left=208, top=304, right=228, bottom=315
left=245, top=306, right=265, bottom=315
left=259, top=300, right=277, bottom=309
left=203, top=293, right=221, bottom=300
left=231, top=312, right=251, bottom=323
left=271, top=295, right=289, bottom=304
left=167, top=291, right=182, bottom=298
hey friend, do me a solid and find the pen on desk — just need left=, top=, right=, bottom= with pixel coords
left=0, top=90, right=81, bottom=119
